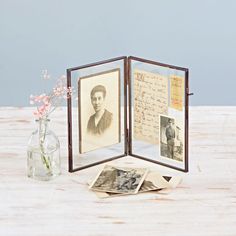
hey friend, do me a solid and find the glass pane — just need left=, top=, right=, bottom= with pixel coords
left=129, top=57, right=188, bottom=171
left=68, top=58, right=127, bottom=170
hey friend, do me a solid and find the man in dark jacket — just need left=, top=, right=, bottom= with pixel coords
left=165, top=118, right=175, bottom=159
left=87, top=85, right=113, bottom=135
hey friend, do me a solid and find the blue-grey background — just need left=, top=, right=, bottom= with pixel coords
left=1, top=0, right=235, bottom=106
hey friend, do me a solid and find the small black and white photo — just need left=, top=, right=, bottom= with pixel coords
left=159, top=114, right=184, bottom=162
left=79, top=69, right=121, bottom=153
left=89, top=165, right=148, bottom=194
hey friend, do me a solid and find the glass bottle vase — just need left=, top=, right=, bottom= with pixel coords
left=27, top=118, right=61, bottom=181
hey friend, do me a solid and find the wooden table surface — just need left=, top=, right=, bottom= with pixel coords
left=0, top=107, right=236, bottom=236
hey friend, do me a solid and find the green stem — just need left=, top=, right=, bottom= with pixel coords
left=39, top=119, right=52, bottom=173
left=40, top=143, right=51, bottom=170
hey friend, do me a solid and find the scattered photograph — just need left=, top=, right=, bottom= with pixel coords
left=139, top=172, right=172, bottom=192
left=159, top=114, right=184, bottom=162
left=79, top=69, right=121, bottom=153
left=163, top=175, right=182, bottom=188
left=89, top=173, right=181, bottom=198
left=89, top=165, right=148, bottom=194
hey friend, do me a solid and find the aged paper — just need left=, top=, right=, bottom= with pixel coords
left=89, top=165, right=149, bottom=194
left=159, top=114, right=184, bottom=162
left=79, top=69, right=120, bottom=154
left=89, top=171, right=182, bottom=199
left=134, top=69, right=168, bottom=144
left=139, top=171, right=172, bottom=193
left=170, top=75, right=184, bottom=111
left=165, top=175, right=182, bottom=188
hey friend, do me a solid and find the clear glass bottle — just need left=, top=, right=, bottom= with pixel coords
left=27, top=118, right=61, bottom=181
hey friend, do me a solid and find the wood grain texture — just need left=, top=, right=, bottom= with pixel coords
left=0, top=107, right=236, bottom=236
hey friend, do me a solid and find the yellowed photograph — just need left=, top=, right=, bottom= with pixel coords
left=139, top=171, right=172, bottom=192
left=89, top=171, right=182, bottom=198
left=159, top=114, right=184, bottom=162
left=89, top=165, right=148, bottom=194
left=79, top=69, right=120, bottom=153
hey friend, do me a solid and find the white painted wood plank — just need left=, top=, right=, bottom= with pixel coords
left=0, top=107, right=236, bottom=236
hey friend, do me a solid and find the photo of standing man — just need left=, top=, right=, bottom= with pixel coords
left=160, top=115, right=183, bottom=162
left=165, top=118, right=175, bottom=159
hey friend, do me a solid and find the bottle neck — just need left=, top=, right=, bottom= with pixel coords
left=36, top=118, right=50, bottom=135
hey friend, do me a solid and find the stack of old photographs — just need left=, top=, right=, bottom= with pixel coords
left=89, top=165, right=182, bottom=198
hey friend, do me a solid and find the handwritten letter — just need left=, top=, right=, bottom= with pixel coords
left=170, top=75, right=184, bottom=111
left=134, top=70, right=168, bottom=144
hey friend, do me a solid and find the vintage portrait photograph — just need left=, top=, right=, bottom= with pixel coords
left=139, top=171, right=172, bottom=193
left=79, top=69, right=120, bottom=153
left=89, top=165, right=148, bottom=194
left=89, top=172, right=182, bottom=198
left=159, top=114, right=184, bottom=162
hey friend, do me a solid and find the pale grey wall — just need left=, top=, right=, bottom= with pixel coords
left=1, top=0, right=236, bottom=106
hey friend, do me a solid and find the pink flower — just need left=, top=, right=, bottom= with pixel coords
left=30, top=73, right=73, bottom=119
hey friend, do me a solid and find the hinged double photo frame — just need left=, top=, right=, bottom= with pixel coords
left=67, top=56, right=190, bottom=173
